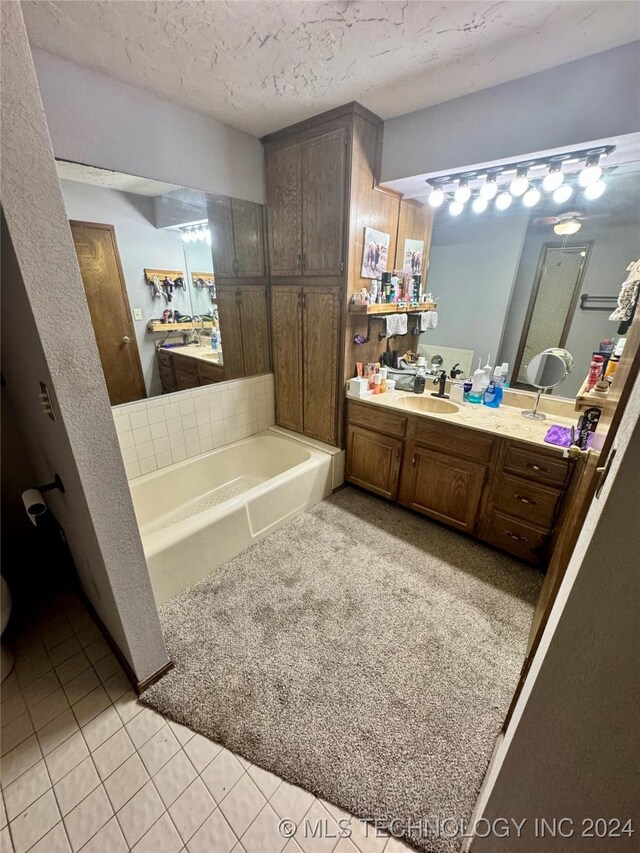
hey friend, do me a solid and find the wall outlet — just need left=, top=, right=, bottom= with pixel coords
left=133, top=308, right=143, bottom=320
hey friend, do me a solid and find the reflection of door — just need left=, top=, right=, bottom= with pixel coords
left=513, top=242, right=592, bottom=387
left=70, top=221, right=146, bottom=405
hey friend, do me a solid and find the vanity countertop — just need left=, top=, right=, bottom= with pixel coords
left=348, top=388, right=579, bottom=453
left=161, top=345, right=224, bottom=367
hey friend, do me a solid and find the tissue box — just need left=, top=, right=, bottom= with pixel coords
left=347, top=377, right=372, bottom=398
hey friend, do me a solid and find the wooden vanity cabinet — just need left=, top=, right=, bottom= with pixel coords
left=157, top=350, right=226, bottom=394
left=208, top=196, right=266, bottom=280
left=346, top=425, right=403, bottom=500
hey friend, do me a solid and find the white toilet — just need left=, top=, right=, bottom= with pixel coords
left=1, top=576, right=13, bottom=681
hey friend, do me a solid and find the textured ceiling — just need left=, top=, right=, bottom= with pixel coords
left=24, top=1, right=640, bottom=137
left=55, top=160, right=183, bottom=196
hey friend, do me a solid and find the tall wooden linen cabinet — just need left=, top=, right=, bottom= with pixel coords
left=263, top=103, right=422, bottom=448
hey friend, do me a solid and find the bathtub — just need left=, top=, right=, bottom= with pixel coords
left=130, top=428, right=335, bottom=604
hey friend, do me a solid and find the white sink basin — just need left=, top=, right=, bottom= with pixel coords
left=397, top=396, right=460, bottom=415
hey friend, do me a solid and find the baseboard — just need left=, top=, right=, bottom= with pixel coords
left=77, top=585, right=173, bottom=695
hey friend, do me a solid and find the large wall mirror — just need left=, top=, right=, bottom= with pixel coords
left=56, top=161, right=269, bottom=406
left=418, top=135, right=640, bottom=399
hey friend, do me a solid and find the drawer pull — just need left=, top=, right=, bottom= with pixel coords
left=515, top=494, right=538, bottom=505
left=412, top=454, right=417, bottom=467
left=505, top=530, right=529, bottom=543
left=526, top=462, right=549, bottom=473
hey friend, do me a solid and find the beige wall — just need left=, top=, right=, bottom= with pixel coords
left=1, top=3, right=168, bottom=683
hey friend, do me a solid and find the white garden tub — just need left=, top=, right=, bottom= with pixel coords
left=130, top=429, right=335, bottom=604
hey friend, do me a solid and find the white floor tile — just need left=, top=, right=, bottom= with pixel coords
left=78, top=816, right=127, bottom=853
left=55, top=652, right=91, bottom=687
left=200, top=748, right=244, bottom=803
left=3, top=759, right=51, bottom=821
left=74, top=625, right=101, bottom=650
left=104, top=753, right=149, bottom=812
left=297, top=801, right=340, bottom=853
left=219, top=775, right=266, bottom=838
left=93, top=653, right=121, bottom=683
left=167, top=720, right=196, bottom=747
left=36, top=710, right=79, bottom=756
left=82, top=705, right=122, bottom=752
left=186, top=809, right=237, bottom=853
left=63, top=669, right=100, bottom=706
left=1, top=691, right=27, bottom=726
left=114, top=691, right=145, bottom=724
left=91, top=727, right=135, bottom=781
left=15, top=654, right=52, bottom=688
left=63, top=785, right=113, bottom=852
left=29, top=688, right=70, bottom=731
left=54, top=757, right=100, bottom=816
left=169, top=778, right=216, bottom=844
left=1, top=792, right=6, bottom=828
left=183, top=733, right=221, bottom=773
left=0, top=735, right=42, bottom=787
left=72, top=686, right=111, bottom=728
left=269, top=781, right=315, bottom=824
left=103, top=671, right=131, bottom=703
left=247, top=764, right=281, bottom=801
left=126, top=708, right=166, bottom=750
left=132, top=812, right=183, bottom=853
left=85, top=638, right=111, bottom=666
left=9, top=789, right=60, bottom=853
left=45, top=731, right=89, bottom=784
left=333, top=839, right=359, bottom=853
left=0, top=823, right=13, bottom=853
left=49, top=637, right=82, bottom=668
left=117, top=781, right=165, bottom=848
left=28, top=821, right=71, bottom=853
left=240, top=804, right=287, bottom=853
left=1, top=713, right=34, bottom=756
left=153, top=751, right=198, bottom=808
left=348, top=820, right=387, bottom=853
left=138, top=725, right=181, bottom=776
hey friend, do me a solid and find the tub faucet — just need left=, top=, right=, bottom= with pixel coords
left=431, top=370, right=449, bottom=399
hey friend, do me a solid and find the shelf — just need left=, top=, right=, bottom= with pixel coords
left=147, top=321, right=214, bottom=334
left=349, top=301, right=437, bottom=315
left=575, top=375, right=608, bottom=412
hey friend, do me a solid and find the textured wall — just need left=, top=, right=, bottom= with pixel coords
left=32, top=49, right=265, bottom=203
left=1, top=4, right=168, bottom=682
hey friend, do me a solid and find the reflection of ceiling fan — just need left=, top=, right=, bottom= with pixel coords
left=534, top=210, right=610, bottom=235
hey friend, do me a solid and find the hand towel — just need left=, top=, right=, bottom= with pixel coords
left=385, top=314, right=407, bottom=337
left=427, top=310, right=438, bottom=329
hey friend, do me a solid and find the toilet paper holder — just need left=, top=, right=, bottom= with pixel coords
left=22, top=474, right=65, bottom=526
left=38, top=474, right=65, bottom=495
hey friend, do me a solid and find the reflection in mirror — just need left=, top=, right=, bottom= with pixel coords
left=522, top=351, right=569, bottom=420
left=420, top=135, right=640, bottom=400
left=56, top=160, right=269, bottom=406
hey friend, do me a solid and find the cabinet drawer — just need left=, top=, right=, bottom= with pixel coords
left=157, top=349, right=173, bottom=368
left=495, top=474, right=561, bottom=528
left=198, top=362, right=225, bottom=384
left=175, top=369, right=199, bottom=390
left=413, top=419, right=495, bottom=463
left=504, top=442, right=569, bottom=487
left=484, top=510, right=548, bottom=564
left=159, top=365, right=176, bottom=392
left=348, top=402, right=407, bottom=438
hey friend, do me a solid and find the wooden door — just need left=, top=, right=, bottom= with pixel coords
left=238, top=286, right=270, bottom=376
left=346, top=425, right=403, bottom=500
left=208, top=196, right=236, bottom=278
left=301, top=129, right=346, bottom=277
left=406, top=447, right=487, bottom=533
left=216, top=286, right=244, bottom=379
left=70, top=221, right=146, bottom=406
left=302, top=286, right=340, bottom=445
left=232, top=200, right=266, bottom=278
left=265, top=143, right=302, bottom=277
left=270, top=286, right=303, bottom=433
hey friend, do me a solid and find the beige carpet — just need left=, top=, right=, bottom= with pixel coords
left=142, top=487, right=541, bottom=852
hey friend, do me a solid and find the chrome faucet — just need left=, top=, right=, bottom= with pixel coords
left=431, top=370, right=449, bottom=399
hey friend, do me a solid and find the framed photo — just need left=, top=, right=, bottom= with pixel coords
left=361, top=227, right=390, bottom=278
left=403, top=238, right=424, bottom=275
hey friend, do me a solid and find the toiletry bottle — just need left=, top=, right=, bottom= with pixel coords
left=481, top=355, right=492, bottom=389
left=500, top=363, right=510, bottom=387
left=373, top=373, right=382, bottom=395
left=463, top=379, right=472, bottom=402
left=586, top=357, right=603, bottom=392
left=414, top=366, right=426, bottom=394
left=483, top=368, right=503, bottom=408
left=391, top=273, right=399, bottom=302
left=468, top=358, right=484, bottom=404
left=379, top=367, right=388, bottom=393
left=370, top=279, right=378, bottom=302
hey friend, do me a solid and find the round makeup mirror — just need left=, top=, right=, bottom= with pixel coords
left=522, top=351, right=570, bottom=420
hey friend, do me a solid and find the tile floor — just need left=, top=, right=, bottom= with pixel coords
left=1, top=587, right=411, bottom=853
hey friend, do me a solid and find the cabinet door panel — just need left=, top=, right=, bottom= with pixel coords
left=232, top=200, right=266, bottom=278
left=265, top=143, right=302, bottom=277
left=271, top=286, right=303, bottom=432
left=301, top=129, right=346, bottom=277
left=216, top=286, right=244, bottom=379
left=347, top=425, right=403, bottom=500
left=407, top=448, right=487, bottom=533
left=208, top=196, right=236, bottom=278
left=302, top=286, right=340, bottom=445
left=239, top=286, right=270, bottom=376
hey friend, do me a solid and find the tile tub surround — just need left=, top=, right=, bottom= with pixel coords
left=1, top=585, right=413, bottom=853
left=112, top=374, right=275, bottom=480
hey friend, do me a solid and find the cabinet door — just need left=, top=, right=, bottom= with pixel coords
left=232, top=200, right=266, bottom=278
left=302, top=286, right=340, bottom=445
left=175, top=369, right=199, bottom=391
left=216, top=286, right=245, bottom=379
left=301, top=129, right=346, bottom=277
left=238, top=286, right=270, bottom=376
left=265, top=143, right=302, bottom=277
left=406, top=447, right=487, bottom=534
left=208, top=196, right=236, bottom=278
left=347, top=425, right=403, bottom=500
left=271, top=286, right=303, bottom=432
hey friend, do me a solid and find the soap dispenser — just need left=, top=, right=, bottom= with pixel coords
left=469, top=358, right=484, bottom=404
left=481, top=354, right=492, bottom=388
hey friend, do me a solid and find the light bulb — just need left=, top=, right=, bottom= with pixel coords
left=455, top=180, right=471, bottom=204
left=578, top=156, right=602, bottom=187
left=509, top=168, right=529, bottom=197
left=428, top=186, right=445, bottom=208
left=584, top=180, right=606, bottom=200
left=495, top=192, right=512, bottom=211
left=205, top=228, right=212, bottom=244
left=522, top=187, right=541, bottom=208
left=181, top=231, right=190, bottom=243
left=449, top=200, right=464, bottom=216
left=553, top=184, right=573, bottom=204
left=199, top=227, right=208, bottom=240
left=479, top=176, right=498, bottom=200
left=472, top=196, right=487, bottom=213
left=542, top=166, right=564, bottom=192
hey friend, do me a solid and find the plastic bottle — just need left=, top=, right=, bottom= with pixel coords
left=468, top=358, right=484, bottom=404
left=481, top=354, right=492, bottom=389
left=483, top=368, right=503, bottom=408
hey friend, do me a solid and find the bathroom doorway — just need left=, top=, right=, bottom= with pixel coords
left=512, top=242, right=592, bottom=387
